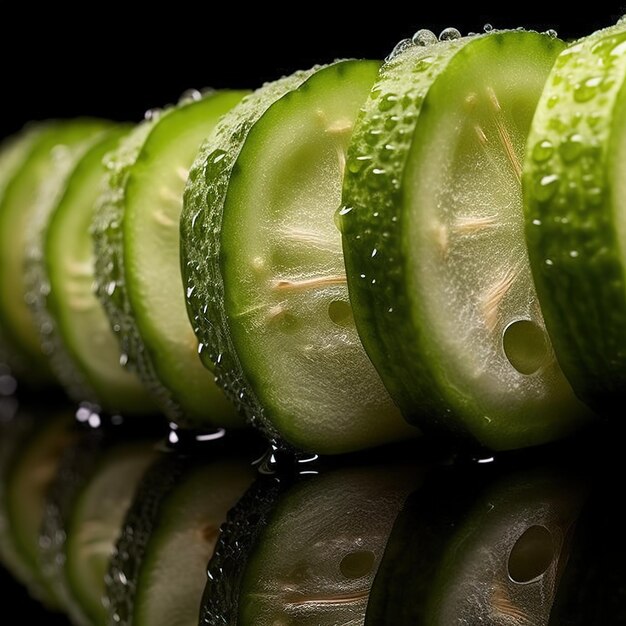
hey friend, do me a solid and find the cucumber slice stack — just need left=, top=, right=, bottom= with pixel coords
left=4, top=20, right=626, bottom=457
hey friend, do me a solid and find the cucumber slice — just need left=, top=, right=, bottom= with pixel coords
left=340, top=31, right=591, bottom=450
left=93, top=91, right=247, bottom=427
left=235, top=465, right=420, bottom=626
left=0, top=127, right=45, bottom=369
left=523, top=21, right=626, bottom=412
left=33, top=128, right=154, bottom=414
left=0, top=120, right=111, bottom=383
left=41, top=432, right=157, bottom=626
left=366, top=463, right=584, bottom=625
left=106, top=451, right=254, bottom=626
left=3, top=410, right=75, bottom=606
left=182, top=61, right=416, bottom=454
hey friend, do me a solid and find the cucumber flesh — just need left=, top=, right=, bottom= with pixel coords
left=237, top=465, right=420, bottom=626
left=40, top=129, right=153, bottom=414
left=65, top=442, right=156, bottom=626
left=93, top=92, right=247, bottom=427
left=182, top=61, right=416, bottom=454
left=340, top=31, right=590, bottom=450
left=523, top=21, right=626, bottom=412
left=4, top=411, right=75, bottom=606
left=0, top=120, right=111, bottom=382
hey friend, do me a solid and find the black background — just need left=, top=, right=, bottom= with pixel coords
left=1, top=4, right=625, bottom=621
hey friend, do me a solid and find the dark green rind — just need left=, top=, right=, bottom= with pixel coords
left=523, top=22, right=626, bottom=413
left=181, top=69, right=317, bottom=442
left=201, top=477, right=283, bottom=625
left=341, top=32, right=584, bottom=450
left=340, top=38, right=468, bottom=437
left=0, top=120, right=111, bottom=384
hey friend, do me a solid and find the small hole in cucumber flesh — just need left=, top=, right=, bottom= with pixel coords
left=328, top=299, right=354, bottom=327
left=502, top=320, right=549, bottom=375
left=339, top=550, right=376, bottom=579
left=508, top=525, right=554, bottom=583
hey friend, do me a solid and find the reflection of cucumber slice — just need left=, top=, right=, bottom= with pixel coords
left=106, top=451, right=254, bottom=626
left=0, top=120, right=111, bottom=382
left=182, top=60, right=415, bottom=454
left=67, top=442, right=156, bottom=625
left=366, top=463, right=584, bottom=625
left=340, top=31, right=590, bottom=450
left=30, top=129, right=153, bottom=413
left=3, top=411, right=75, bottom=606
left=93, top=91, right=247, bottom=427
left=523, top=21, right=626, bottom=413
left=237, top=466, right=420, bottom=626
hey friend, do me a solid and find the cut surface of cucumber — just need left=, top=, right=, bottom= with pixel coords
left=93, top=91, right=247, bottom=427
left=107, top=453, right=254, bottom=626
left=523, top=21, right=626, bottom=412
left=0, top=120, right=111, bottom=382
left=182, top=61, right=416, bottom=454
left=29, top=128, right=153, bottom=413
left=340, top=31, right=590, bottom=450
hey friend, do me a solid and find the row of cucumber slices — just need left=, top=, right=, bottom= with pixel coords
left=2, top=20, right=626, bottom=454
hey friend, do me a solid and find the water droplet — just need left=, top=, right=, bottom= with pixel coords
left=569, top=250, right=579, bottom=258
left=144, top=108, right=161, bottom=121
left=559, top=132, right=584, bottom=162
left=119, top=353, right=128, bottom=367
left=439, top=27, right=462, bottom=41
left=178, top=88, right=202, bottom=104
left=544, top=29, right=558, bottom=39
left=378, top=94, right=398, bottom=112
left=385, top=38, right=413, bottom=62
left=547, top=94, right=559, bottom=109
left=545, top=258, right=554, bottom=266
left=533, top=174, right=560, bottom=202
left=334, top=205, right=352, bottom=230
left=483, top=23, right=494, bottom=32
left=573, top=76, right=603, bottom=102
left=106, top=280, right=116, bottom=296
left=532, top=139, right=554, bottom=162
left=347, top=154, right=372, bottom=173
left=412, top=29, right=438, bottom=46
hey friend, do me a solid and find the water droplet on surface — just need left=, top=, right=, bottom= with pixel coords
left=119, top=353, right=128, bottom=367
left=532, top=139, right=554, bottom=162
left=559, top=133, right=584, bottom=162
left=573, top=76, right=603, bottom=102
left=483, top=23, right=494, bottom=32
left=439, top=27, right=462, bottom=41
left=385, top=38, right=413, bottom=61
left=144, top=108, right=161, bottom=121
left=178, top=88, right=202, bottom=104
left=378, top=94, right=398, bottom=112
left=544, top=29, right=558, bottom=38
left=412, top=29, right=438, bottom=46
left=533, top=174, right=560, bottom=202
left=328, top=300, right=354, bottom=327
left=106, top=280, right=116, bottom=296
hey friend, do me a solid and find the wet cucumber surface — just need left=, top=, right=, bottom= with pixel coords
left=340, top=31, right=591, bottom=450
left=93, top=92, right=247, bottom=427
left=523, top=20, right=626, bottom=413
left=182, top=60, right=416, bottom=454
